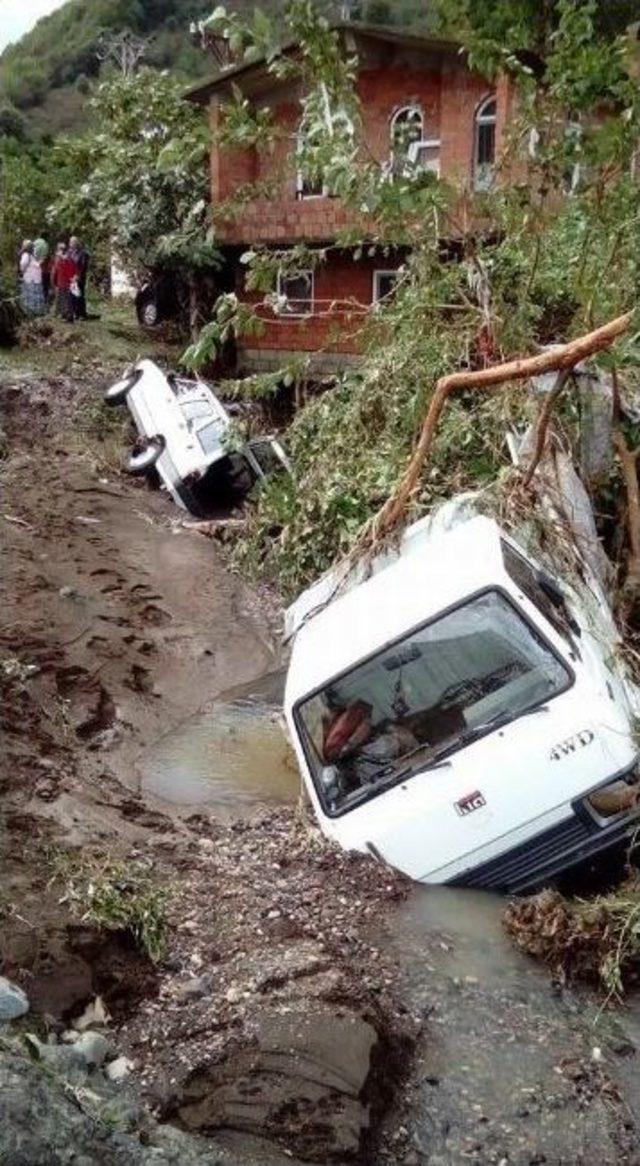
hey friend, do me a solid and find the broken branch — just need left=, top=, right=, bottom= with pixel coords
left=614, top=430, right=640, bottom=592
left=522, top=369, right=573, bottom=487
left=365, top=312, right=632, bottom=546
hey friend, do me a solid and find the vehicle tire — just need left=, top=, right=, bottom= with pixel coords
left=174, top=479, right=208, bottom=518
left=126, top=435, right=166, bottom=476
left=140, top=298, right=159, bottom=328
left=104, top=367, right=142, bottom=406
left=227, top=452, right=255, bottom=498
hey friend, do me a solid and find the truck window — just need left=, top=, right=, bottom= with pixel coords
left=501, top=541, right=572, bottom=642
left=296, top=589, right=572, bottom=816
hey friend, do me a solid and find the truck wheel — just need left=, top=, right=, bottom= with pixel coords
left=126, top=435, right=166, bottom=475
left=175, top=480, right=208, bottom=517
left=227, top=453, right=254, bottom=498
left=140, top=299, right=159, bottom=327
left=104, top=367, right=142, bottom=406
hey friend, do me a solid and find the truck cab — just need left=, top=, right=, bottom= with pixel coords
left=284, top=515, right=640, bottom=893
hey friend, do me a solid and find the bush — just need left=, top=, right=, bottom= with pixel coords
left=0, top=272, right=22, bottom=347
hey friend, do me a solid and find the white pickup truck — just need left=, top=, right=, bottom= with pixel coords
left=105, top=359, right=289, bottom=514
left=284, top=513, right=640, bottom=893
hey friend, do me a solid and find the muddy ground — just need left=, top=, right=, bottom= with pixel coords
left=3, top=355, right=640, bottom=1164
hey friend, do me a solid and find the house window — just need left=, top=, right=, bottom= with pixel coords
left=296, top=126, right=325, bottom=199
left=373, top=270, right=399, bottom=303
left=407, top=138, right=441, bottom=177
left=390, top=104, right=424, bottom=173
left=563, top=120, right=583, bottom=194
left=474, top=96, right=496, bottom=191
left=277, top=270, right=314, bottom=316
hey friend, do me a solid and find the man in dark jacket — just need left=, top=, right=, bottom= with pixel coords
left=68, top=236, right=89, bottom=320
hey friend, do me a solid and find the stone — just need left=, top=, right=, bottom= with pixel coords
left=105, top=1054, right=134, bottom=1082
left=0, top=978, right=29, bottom=1022
left=74, top=1031, right=110, bottom=1067
left=175, top=975, right=211, bottom=1002
left=177, top=1005, right=378, bottom=1161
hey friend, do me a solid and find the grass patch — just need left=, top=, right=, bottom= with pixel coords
left=51, top=851, right=170, bottom=963
left=503, top=878, right=640, bottom=999
left=0, top=297, right=183, bottom=379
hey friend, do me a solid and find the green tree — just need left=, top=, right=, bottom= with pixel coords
left=51, top=67, right=218, bottom=304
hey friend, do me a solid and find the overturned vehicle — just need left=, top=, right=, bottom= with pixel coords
left=284, top=506, right=640, bottom=896
left=105, top=359, right=289, bottom=515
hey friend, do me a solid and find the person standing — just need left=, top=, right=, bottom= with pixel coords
left=33, top=237, right=51, bottom=306
left=51, top=242, right=78, bottom=322
left=68, top=235, right=89, bottom=320
left=19, top=242, right=45, bottom=316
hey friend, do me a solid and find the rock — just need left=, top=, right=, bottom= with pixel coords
left=105, top=1054, right=134, bottom=1082
left=175, top=976, right=211, bottom=1003
left=74, top=1031, right=110, bottom=1067
left=58, top=585, right=77, bottom=599
left=176, top=1005, right=379, bottom=1161
left=0, top=978, right=29, bottom=1021
left=24, top=1034, right=85, bottom=1072
left=73, top=995, right=110, bottom=1031
left=1, top=1040, right=303, bottom=1165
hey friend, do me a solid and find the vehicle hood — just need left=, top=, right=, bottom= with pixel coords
left=325, top=689, right=637, bottom=881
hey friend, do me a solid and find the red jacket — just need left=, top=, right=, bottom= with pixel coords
left=52, top=254, right=78, bottom=291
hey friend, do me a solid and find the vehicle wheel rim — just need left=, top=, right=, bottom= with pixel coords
left=128, top=437, right=164, bottom=472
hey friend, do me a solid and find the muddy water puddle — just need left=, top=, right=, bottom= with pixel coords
left=138, top=670, right=299, bottom=813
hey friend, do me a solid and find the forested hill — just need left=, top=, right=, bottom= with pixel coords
left=0, top=0, right=215, bottom=138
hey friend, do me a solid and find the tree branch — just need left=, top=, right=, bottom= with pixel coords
left=614, top=430, right=640, bottom=591
left=522, top=368, right=573, bottom=486
left=361, top=312, right=632, bottom=547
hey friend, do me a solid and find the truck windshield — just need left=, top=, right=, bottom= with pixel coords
left=297, top=590, right=571, bottom=815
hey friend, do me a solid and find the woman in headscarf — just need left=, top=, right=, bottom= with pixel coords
left=19, top=241, right=45, bottom=317
left=33, top=237, right=51, bottom=305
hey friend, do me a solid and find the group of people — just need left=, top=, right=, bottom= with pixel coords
left=18, top=236, right=91, bottom=322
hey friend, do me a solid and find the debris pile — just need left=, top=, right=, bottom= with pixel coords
left=503, top=881, right=640, bottom=995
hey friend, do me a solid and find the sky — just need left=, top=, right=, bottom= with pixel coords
left=0, top=0, right=68, bottom=52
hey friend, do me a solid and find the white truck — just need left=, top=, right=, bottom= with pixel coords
left=105, top=359, right=289, bottom=515
left=284, top=512, right=640, bottom=893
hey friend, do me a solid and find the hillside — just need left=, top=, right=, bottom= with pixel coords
left=0, top=0, right=432, bottom=139
left=0, top=0, right=215, bottom=137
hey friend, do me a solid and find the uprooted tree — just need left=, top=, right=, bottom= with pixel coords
left=185, top=0, right=640, bottom=614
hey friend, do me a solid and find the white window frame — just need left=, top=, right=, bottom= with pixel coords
left=407, top=138, right=441, bottom=177
left=276, top=269, right=315, bottom=317
left=390, top=104, right=425, bottom=170
left=473, top=95, right=497, bottom=192
left=373, top=269, right=399, bottom=304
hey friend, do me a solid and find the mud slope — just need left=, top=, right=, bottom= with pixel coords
left=0, top=369, right=412, bottom=1165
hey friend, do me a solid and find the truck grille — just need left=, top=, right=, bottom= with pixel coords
left=451, top=813, right=634, bottom=895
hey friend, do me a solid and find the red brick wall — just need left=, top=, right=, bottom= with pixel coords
left=238, top=251, right=403, bottom=355
left=212, top=58, right=507, bottom=245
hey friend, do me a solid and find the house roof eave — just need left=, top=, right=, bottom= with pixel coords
left=184, top=22, right=463, bottom=105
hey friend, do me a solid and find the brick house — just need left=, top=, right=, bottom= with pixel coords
left=187, top=23, right=514, bottom=375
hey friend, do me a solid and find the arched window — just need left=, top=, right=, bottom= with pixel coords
left=390, top=104, right=424, bottom=172
left=474, top=96, right=496, bottom=191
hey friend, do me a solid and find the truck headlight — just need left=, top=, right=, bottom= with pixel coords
left=586, top=775, right=640, bottom=819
